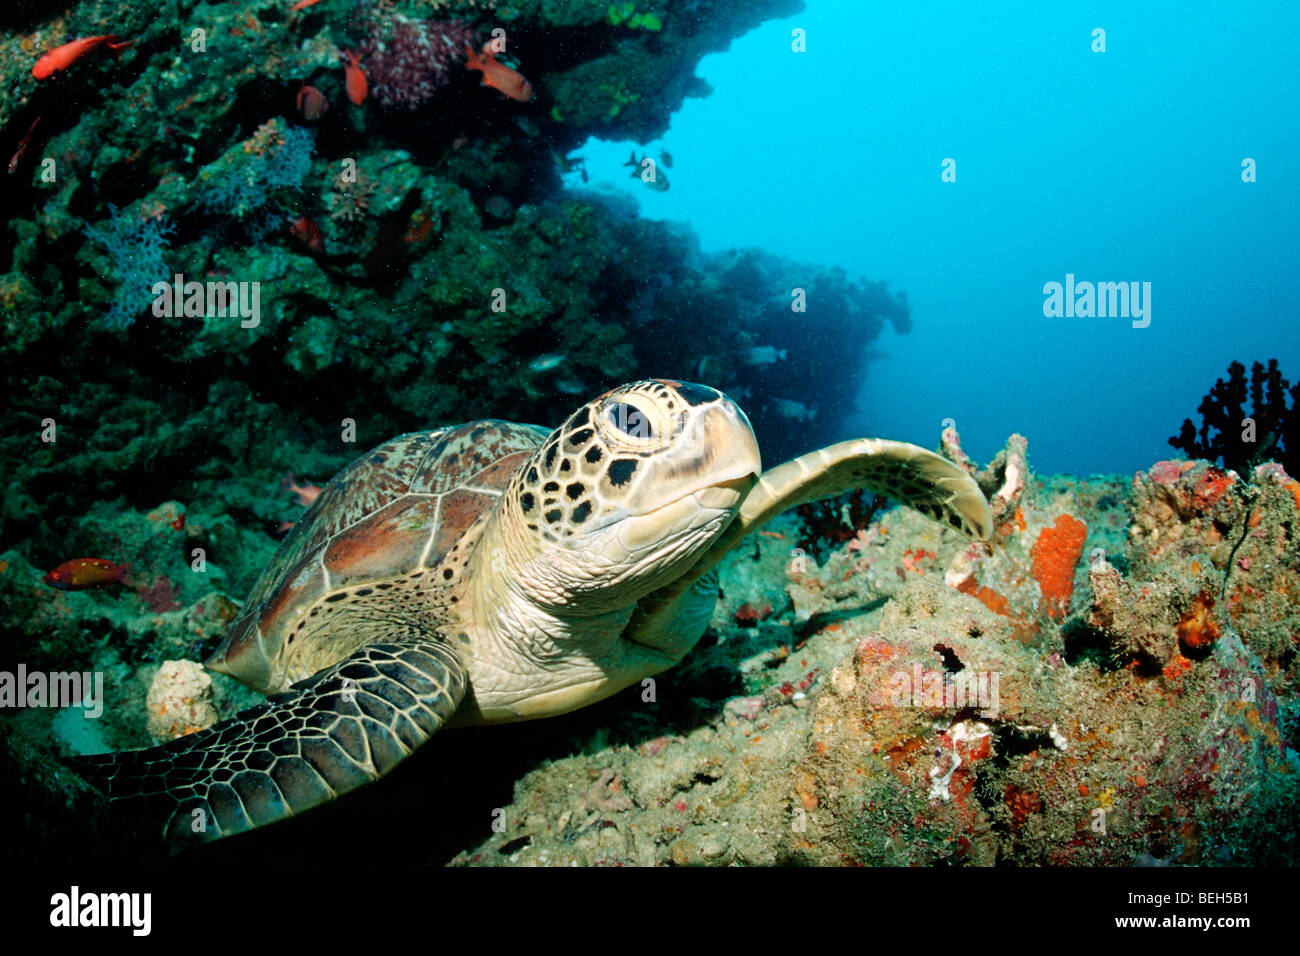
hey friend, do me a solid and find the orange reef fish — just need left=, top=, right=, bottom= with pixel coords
left=289, top=217, right=324, bottom=252
left=32, top=35, right=133, bottom=80
left=290, top=0, right=324, bottom=11
left=296, top=83, right=329, bottom=121
left=464, top=45, right=534, bottom=102
left=7, top=117, right=41, bottom=175
left=43, top=558, right=131, bottom=590
left=281, top=471, right=322, bottom=507
left=342, top=51, right=368, bottom=105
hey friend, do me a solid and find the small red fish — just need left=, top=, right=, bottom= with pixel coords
left=290, top=0, right=324, bottom=11
left=342, top=51, right=367, bottom=105
left=7, top=117, right=41, bottom=175
left=289, top=217, right=324, bottom=252
left=464, top=44, right=534, bottom=102
left=43, top=558, right=131, bottom=590
left=281, top=470, right=323, bottom=507
left=33, top=35, right=133, bottom=80
left=275, top=520, right=296, bottom=536
left=296, top=82, right=329, bottom=121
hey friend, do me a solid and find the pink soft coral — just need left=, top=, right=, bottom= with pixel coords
left=354, top=6, right=478, bottom=110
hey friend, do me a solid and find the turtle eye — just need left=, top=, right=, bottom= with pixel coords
left=606, top=402, right=653, bottom=440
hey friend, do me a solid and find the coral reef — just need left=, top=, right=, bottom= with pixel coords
left=1121, top=459, right=1300, bottom=695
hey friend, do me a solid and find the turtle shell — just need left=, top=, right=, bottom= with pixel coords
left=208, top=420, right=548, bottom=691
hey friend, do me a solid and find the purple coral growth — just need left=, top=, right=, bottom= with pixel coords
left=355, top=9, right=479, bottom=110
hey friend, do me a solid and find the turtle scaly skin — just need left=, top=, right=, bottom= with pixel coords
left=71, top=381, right=991, bottom=843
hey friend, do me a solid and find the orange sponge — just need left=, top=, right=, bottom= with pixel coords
left=1031, top=514, right=1088, bottom=619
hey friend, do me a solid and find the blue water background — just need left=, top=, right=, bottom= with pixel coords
left=564, top=0, right=1300, bottom=476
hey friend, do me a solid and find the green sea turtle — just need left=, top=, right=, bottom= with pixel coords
left=73, top=380, right=991, bottom=842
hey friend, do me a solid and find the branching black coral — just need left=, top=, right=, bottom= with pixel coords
left=1170, top=359, right=1299, bottom=476
left=796, top=489, right=887, bottom=562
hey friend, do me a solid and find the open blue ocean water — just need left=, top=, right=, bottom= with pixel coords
left=566, top=0, right=1300, bottom=476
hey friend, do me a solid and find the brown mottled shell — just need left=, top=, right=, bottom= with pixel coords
left=208, top=420, right=548, bottom=690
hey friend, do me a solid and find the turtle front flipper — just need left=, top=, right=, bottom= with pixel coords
left=688, top=439, right=992, bottom=578
left=625, top=438, right=993, bottom=648
left=70, top=637, right=466, bottom=844
left=731, top=437, right=993, bottom=546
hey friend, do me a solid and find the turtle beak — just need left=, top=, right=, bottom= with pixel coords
left=695, top=472, right=757, bottom=511
left=624, top=393, right=761, bottom=518
left=696, top=397, right=761, bottom=487
left=675, top=399, right=761, bottom=511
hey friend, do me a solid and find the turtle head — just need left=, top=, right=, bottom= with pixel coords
left=504, top=380, right=761, bottom=609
